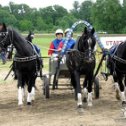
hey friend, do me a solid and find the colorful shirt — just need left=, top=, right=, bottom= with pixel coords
left=48, top=38, right=63, bottom=55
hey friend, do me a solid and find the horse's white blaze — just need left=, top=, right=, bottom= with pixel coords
left=27, top=93, right=32, bottom=103
left=87, top=92, right=93, bottom=107
left=18, top=87, right=23, bottom=105
left=88, top=38, right=92, bottom=48
left=121, top=92, right=126, bottom=101
left=83, top=88, right=87, bottom=98
left=88, top=38, right=92, bottom=59
left=77, top=93, right=82, bottom=106
left=31, top=87, right=35, bottom=101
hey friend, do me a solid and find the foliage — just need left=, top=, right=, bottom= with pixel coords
left=0, top=0, right=125, bottom=33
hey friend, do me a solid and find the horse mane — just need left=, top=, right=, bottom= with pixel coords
left=7, top=28, right=34, bottom=56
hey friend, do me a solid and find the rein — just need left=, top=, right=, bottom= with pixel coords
left=112, top=55, right=126, bottom=64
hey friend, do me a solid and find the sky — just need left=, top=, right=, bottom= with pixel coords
left=0, top=0, right=96, bottom=10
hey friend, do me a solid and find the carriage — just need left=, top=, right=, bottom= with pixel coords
left=42, top=20, right=101, bottom=100
left=42, top=53, right=100, bottom=99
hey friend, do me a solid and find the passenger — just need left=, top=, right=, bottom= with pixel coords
left=48, top=29, right=64, bottom=56
left=0, top=23, right=7, bottom=64
left=58, top=28, right=76, bottom=54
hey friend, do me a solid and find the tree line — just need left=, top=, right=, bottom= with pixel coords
left=0, top=0, right=126, bottom=33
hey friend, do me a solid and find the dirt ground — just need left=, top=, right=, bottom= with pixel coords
left=0, top=71, right=126, bottom=126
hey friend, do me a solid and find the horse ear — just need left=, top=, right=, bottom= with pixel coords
left=91, top=28, right=95, bottom=35
left=84, top=27, right=88, bottom=34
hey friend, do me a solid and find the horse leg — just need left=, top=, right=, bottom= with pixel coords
left=74, top=70, right=82, bottom=107
left=17, top=72, right=23, bottom=106
left=83, top=76, right=88, bottom=102
left=70, top=72, right=77, bottom=100
left=124, top=75, right=126, bottom=98
left=87, top=72, right=93, bottom=107
left=117, top=73, right=126, bottom=106
left=27, top=74, right=36, bottom=105
left=113, top=72, right=120, bottom=100
left=22, top=79, right=25, bottom=102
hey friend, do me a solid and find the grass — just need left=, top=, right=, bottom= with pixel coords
left=33, top=35, right=54, bottom=56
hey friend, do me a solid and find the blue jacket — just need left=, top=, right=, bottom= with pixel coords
left=34, top=44, right=41, bottom=55
left=59, top=38, right=76, bottom=51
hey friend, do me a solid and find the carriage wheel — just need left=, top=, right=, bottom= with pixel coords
left=43, top=75, right=50, bottom=98
left=94, top=77, right=100, bottom=99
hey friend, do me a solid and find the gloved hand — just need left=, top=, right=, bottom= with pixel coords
left=102, top=48, right=109, bottom=56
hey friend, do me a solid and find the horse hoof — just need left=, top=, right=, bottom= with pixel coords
left=122, top=101, right=126, bottom=107
left=116, top=90, right=121, bottom=100
left=27, top=102, right=32, bottom=105
left=77, top=105, right=84, bottom=114
left=77, top=105, right=83, bottom=108
left=83, top=97, right=87, bottom=103
left=18, top=105, right=23, bottom=111
left=88, top=103, right=93, bottom=107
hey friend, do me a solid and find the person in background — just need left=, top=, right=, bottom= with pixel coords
left=48, top=29, right=64, bottom=56
left=58, top=28, right=76, bottom=54
left=0, top=22, right=7, bottom=64
left=0, top=48, right=6, bottom=64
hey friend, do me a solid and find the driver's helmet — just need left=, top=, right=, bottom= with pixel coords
left=64, top=28, right=73, bottom=37
left=55, top=29, right=63, bottom=35
left=65, top=28, right=71, bottom=34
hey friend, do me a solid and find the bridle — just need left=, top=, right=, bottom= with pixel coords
left=77, top=35, right=95, bottom=62
left=0, top=29, right=13, bottom=47
left=0, top=28, right=38, bottom=62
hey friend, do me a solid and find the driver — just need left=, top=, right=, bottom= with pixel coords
left=48, top=29, right=64, bottom=56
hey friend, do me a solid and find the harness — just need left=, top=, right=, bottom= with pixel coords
left=13, top=55, right=37, bottom=62
left=108, top=42, right=126, bottom=74
left=110, top=42, right=126, bottom=64
left=67, top=48, right=95, bottom=63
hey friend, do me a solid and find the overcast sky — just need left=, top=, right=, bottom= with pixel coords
left=0, top=0, right=97, bottom=10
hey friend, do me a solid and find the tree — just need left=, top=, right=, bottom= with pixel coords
left=36, top=17, right=47, bottom=31
left=91, top=0, right=122, bottom=33
left=19, top=20, right=33, bottom=31
left=0, top=9, right=17, bottom=26
left=70, top=1, right=80, bottom=18
left=79, top=0, right=93, bottom=22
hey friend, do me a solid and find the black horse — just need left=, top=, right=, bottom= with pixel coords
left=107, top=42, right=126, bottom=106
left=66, top=27, right=96, bottom=108
left=25, top=31, right=34, bottom=42
left=0, top=24, right=40, bottom=106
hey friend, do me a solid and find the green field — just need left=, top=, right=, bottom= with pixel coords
left=33, top=35, right=54, bottom=56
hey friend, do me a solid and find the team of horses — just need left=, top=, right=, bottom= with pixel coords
left=0, top=24, right=126, bottom=112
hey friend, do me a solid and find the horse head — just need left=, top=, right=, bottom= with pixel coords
left=26, top=31, right=34, bottom=42
left=78, top=27, right=96, bottom=62
left=0, top=23, right=11, bottom=51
